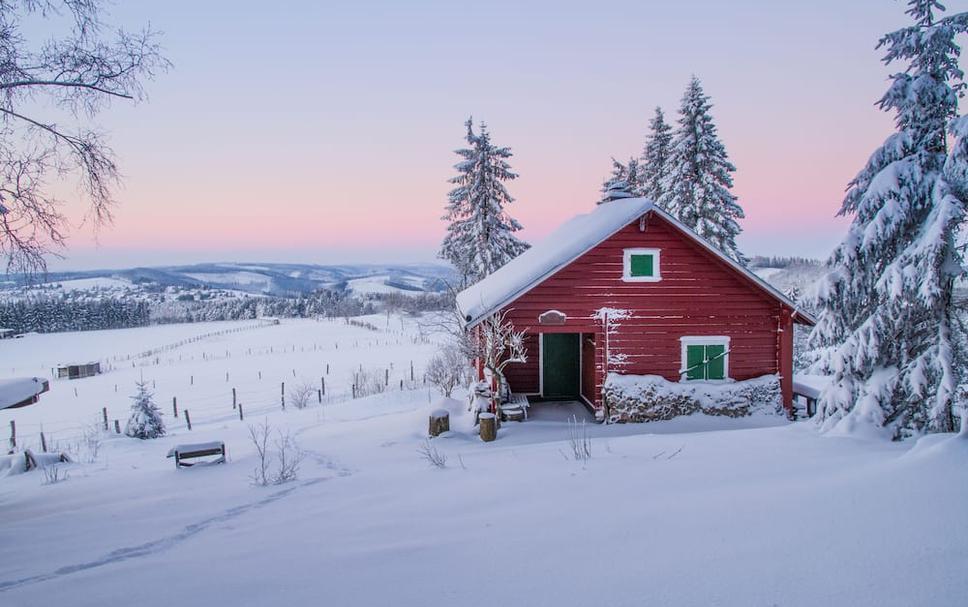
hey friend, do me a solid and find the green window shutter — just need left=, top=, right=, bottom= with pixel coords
left=685, top=345, right=706, bottom=380
left=629, top=254, right=654, bottom=277
left=705, top=344, right=726, bottom=380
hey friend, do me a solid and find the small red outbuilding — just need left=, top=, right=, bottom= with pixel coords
left=456, top=198, right=814, bottom=419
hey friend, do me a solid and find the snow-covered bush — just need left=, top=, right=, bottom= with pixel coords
left=425, top=343, right=467, bottom=397
left=124, top=381, right=166, bottom=440
left=289, top=381, right=315, bottom=409
left=417, top=439, right=447, bottom=468
left=42, top=464, right=68, bottom=485
left=248, top=419, right=305, bottom=486
left=602, top=374, right=782, bottom=423
left=567, top=415, right=591, bottom=463
left=352, top=367, right=386, bottom=398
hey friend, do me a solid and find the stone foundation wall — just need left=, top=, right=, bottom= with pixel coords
left=602, top=374, right=782, bottom=424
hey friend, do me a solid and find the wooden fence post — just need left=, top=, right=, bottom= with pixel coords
left=102, top=407, right=109, bottom=431
left=184, top=410, right=192, bottom=430
left=321, top=377, right=325, bottom=396
left=318, top=389, right=322, bottom=404
left=385, top=369, right=389, bottom=386
left=172, top=397, right=178, bottom=418
left=40, top=431, right=47, bottom=453
left=190, top=375, right=194, bottom=386
left=232, top=387, right=237, bottom=410
left=326, top=363, right=330, bottom=375
left=281, top=382, right=285, bottom=410
left=238, top=403, right=244, bottom=421
left=9, top=420, right=15, bottom=450
left=411, top=361, right=414, bottom=382
left=114, top=420, right=121, bottom=434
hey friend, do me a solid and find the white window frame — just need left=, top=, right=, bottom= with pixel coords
left=623, top=248, right=662, bottom=283
left=679, top=336, right=731, bottom=382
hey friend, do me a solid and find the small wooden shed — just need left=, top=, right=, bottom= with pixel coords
left=56, top=362, right=101, bottom=380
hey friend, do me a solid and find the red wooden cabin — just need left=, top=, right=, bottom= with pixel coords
left=456, top=198, right=814, bottom=420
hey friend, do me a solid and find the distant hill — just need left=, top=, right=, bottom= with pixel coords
left=0, top=262, right=459, bottom=300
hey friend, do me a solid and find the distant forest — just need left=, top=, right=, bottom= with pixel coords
left=748, top=255, right=820, bottom=269
left=0, top=290, right=453, bottom=334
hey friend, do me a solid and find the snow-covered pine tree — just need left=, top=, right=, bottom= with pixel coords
left=599, top=157, right=642, bottom=204
left=808, top=1, right=968, bottom=439
left=125, top=381, right=166, bottom=440
left=659, top=77, right=747, bottom=264
left=439, top=118, right=529, bottom=286
left=639, top=107, right=673, bottom=202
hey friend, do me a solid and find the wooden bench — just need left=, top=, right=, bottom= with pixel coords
left=167, top=441, right=226, bottom=468
left=500, top=393, right=530, bottom=422
left=792, top=379, right=822, bottom=419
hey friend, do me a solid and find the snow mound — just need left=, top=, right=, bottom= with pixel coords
left=603, top=373, right=783, bottom=423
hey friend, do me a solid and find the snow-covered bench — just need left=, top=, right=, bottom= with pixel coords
left=500, top=393, right=529, bottom=422
left=167, top=441, right=226, bottom=468
left=793, top=375, right=828, bottom=418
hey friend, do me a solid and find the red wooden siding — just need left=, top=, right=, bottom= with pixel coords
left=499, top=211, right=793, bottom=410
left=503, top=332, right=540, bottom=394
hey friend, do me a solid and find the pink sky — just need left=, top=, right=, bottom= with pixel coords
left=50, top=0, right=921, bottom=270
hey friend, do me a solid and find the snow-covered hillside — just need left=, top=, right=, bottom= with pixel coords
left=0, top=262, right=456, bottom=300
left=0, top=318, right=965, bottom=606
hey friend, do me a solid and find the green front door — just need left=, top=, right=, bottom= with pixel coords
left=542, top=333, right=580, bottom=399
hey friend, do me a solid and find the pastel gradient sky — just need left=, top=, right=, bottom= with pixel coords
left=51, top=0, right=933, bottom=270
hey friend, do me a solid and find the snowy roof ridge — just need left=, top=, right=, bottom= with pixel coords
left=456, top=197, right=815, bottom=328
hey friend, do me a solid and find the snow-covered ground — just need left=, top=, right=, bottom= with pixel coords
left=0, top=318, right=965, bottom=607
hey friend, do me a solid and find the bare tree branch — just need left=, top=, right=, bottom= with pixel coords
left=0, top=0, right=168, bottom=276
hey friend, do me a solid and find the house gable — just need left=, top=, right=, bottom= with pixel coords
left=495, top=212, right=794, bottom=407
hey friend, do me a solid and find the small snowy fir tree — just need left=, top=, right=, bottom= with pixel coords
left=808, top=1, right=968, bottom=439
left=125, top=381, right=166, bottom=440
left=439, top=118, right=529, bottom=286
left=639, top=107, right=673, bottom=202
left=659, top=77, right=747, bottom=264
left=598, top=157, right=642, bottom=204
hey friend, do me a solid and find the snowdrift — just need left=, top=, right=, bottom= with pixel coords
left=603, top=373, right=783, bottom=423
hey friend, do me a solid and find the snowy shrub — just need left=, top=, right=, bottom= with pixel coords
left=271, top=430, right=304, bottom=484
left=289, top=381, right=315, bottom=409
left=42, top=464, right=68, bottom=485
left=249, top=419, right=272, bottom=487
left=602, top=374, right=782, bottom=423
left=124, top=381, right=166, bottom=440
left=80, top=424, right=103, bottom=463
left=425, top=343, right=467, bottom=397
left=567, top=415, right=591, bottom=463
left=417, top=439, right=447, bottom=469
left=352, top=367, right=387, bottom=398
left=248, top=420, right=305, bottom=486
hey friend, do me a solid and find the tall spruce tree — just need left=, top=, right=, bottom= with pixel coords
left=808, top=1, right=968, bottom=439
left=659, top=77, right=747, bottom=264
left=598, top=157, right=642, bottom=204
left=639, top=107, right=673, bottom=202
left=440, top=118, right=529, bottom=286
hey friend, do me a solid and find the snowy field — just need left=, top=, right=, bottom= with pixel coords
left=0, top=317, right=966, bottom=607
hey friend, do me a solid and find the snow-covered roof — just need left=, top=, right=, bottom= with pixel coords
left=456, top=197, right=816, bottom=328
left=0, top=377, right=49, bottom=410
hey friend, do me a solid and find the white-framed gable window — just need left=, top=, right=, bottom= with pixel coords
left=679, top=336, right=730, bottom=381
left=623, top=248, right=661, bottom=282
